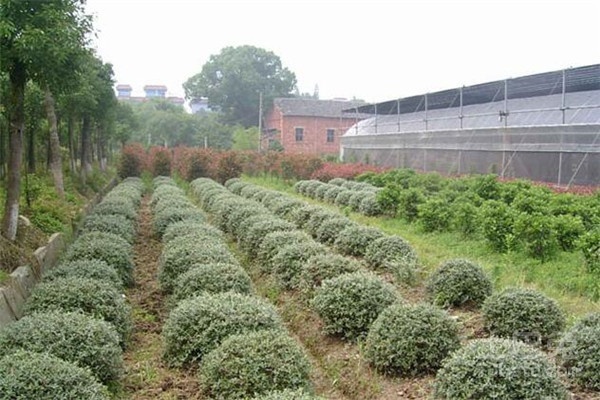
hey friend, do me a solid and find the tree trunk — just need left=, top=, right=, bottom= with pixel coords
left=80, top=114, right=92, bottom=180
left=67, top=115, right=75, bottom=172
left=44, top=88, right=64, bottom=198
left=27, top=120, right=35, bottom=173
left=2, top=62, right=26, bottom=241
left=0, top=117, right=5, bottom=180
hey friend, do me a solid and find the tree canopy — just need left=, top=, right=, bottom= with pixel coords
left=183, top=45, right=297, bottom=127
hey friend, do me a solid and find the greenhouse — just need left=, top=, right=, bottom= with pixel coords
left=341, top=64, right=600, bottom=186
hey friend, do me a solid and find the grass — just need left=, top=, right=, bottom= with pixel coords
left=244, top=175, right=600, bottom=320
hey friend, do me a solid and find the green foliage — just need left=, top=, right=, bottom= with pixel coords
left=199, top=330, right=312, bottom=400
left=80, top=213, right=135, bottom=244
left=153, top=207, right=205, bottom=237
left=92, top=199, right=137, bottom=222
left=272, top=241, right=327, bottom=289
left=305, top=209, right=342, bottom=238
left=579, top=228, right=600, bottom=274
left=348, top=191, right=368, bottom=211
left=364, top=303, right=460, bottom=375
left=397, top=187, right=425, bottom=222
left=173, top=263, right=253, bottom=302
left=472, top=174, right=500, bottom=200
left=334, top=189, right=354, bottom=206
left=334, top=225, right=385, bottom=257
left=364, top=235, right=418, bottom=284
left=118, top=143, right=146, bottom=178
left=64, top=231, right=134, bottom=287
left=251, top=388, right=325, bottom=400
left=162, top=292, right=283, bottom=367
left=482, top=287, right=565, bottom=346
left=358, top=193, right=383, bottom=216
left=162, top=220, right=223, bottom=245
left=240, top=218, right=295, bottom=258
left=290, top=204, right=322, bottom=228
left=257, top=230, right=312, bottom=270
left=44, top=259, right=122, bottom=288
left=553, top=214, right=584, bottom=251
left=375, top=185, right=401, bottom=215
left=0, top=350, right=110, bottom=400
left=323, top=186, right=344, bottom=203
left=556, top=317, right=600, bottom=390
left=232, top=126, right=259, bottom=150
left=433, top=338, right=568, bottom=399
left=216, top=152, right=242, bottom=183
left=450, top=199, right=480, bottom=237
left=151, top=147, right=172, bottom=177
left=513, top=213, right=559, bottom=261
left=480, top=200, right=516, bottom=252
left=299, top=254, right=361, bottom=297
left=0, top=311, right=123, bottom=384
left=24, top=277, right=132, bottom=346
left=418, top=197, right=452, bottom=232
left=315, top=216, right=357, bottom=245
left=312, top=272, right=400, bottom=340
left=426, top=259, right=492, bottom=308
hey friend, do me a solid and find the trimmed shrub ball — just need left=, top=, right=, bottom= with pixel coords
left=162, top=292, right=283, bottom=367
left=251, top=389, right=325, bottom=400
left=314, top=216, right=357, bottom=245
left=290, top=205, right=323, bottom=228
left=556, top=314, right=600, bottom=390
left=334, top=225, right=385, bottom=257
left=257, top=230, right=312, bottom=271
left=239, top=218, right=295, bottom=258
left=334, top=190, right=354, bottom=207
left=358, top=194, right=383, bottom=216
left=365, top=235, right=419, bottom=284
left=44, top=259, right=122, bottom=288
left=0, top=350, right=110, bottom=400
left=80, top=213, right=135, bottom=244
left=199, top=330, right=312, bottom=400
left=312, top=272, right=400, bottom=340
left=482, top=287, right=565, bottom=346
left=153, top=207, right=205, bottom=237
left=172, top=263, right=253, bottom=301
left=0, top=311, right=123, bottom=383
left=364, top=303, right=460, bottom=375
left=298, top=254, right=361, bottom=297
left=272, top=241, right=327, bottom=289
left=23, top=277, right=132, bottom=346
left=92, top=200, right=137, bottom=222
left=64, top=231, right=134, bottom=287
left=433, top=338, right=568, bottom=399
left=305, top=209, right=341, bottom=238
left=426, top=259, right=493, bottom=308
left=162, top=219, right=224, bottom=245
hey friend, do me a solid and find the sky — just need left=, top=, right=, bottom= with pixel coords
left=85, top=0, right=600, bottom=105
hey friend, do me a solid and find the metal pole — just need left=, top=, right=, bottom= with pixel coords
left=355, top=107, right=359, bottom=135
left=257, top=92, right=263, bottom=152
left=459, top=86, right=464, bottom=129
left=374, top=104, right=378, bottom=134
left=396, top=99, right=401, bottom=132
left=424, top=93, right=429, bottom=131
left=561, top=68, right=566, bottom=124
left=501, top=80, right=508, bottom=178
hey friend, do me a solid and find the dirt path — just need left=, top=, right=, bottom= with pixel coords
left=122, top=195, right=201, bottom=399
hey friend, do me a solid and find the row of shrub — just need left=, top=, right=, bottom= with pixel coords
left=0, top=177, right=144, bottom=398
left=208, top=178, right=600, bottom=396
left=150, top=177, right=319, bottom=400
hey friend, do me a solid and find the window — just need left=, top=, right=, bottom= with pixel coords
left=295, top=127, right=304, bottom=142
left=326, top=129, right=335, bottom=143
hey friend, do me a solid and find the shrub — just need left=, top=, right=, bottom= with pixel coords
left=228, top=180, right=249, bottom=195
left=312, top=272, right=399, bottom=339
left=334, top=225, right=385, bottom=257
left=418, top=197, right=452, bottom=232
left=92, top=200, right=137, bottom=222
left=298, top=254, right=361, bottom=297
left=433, top=338, right=568, bottom=399
left=272, top=241, right=327, bottom=289
left=314, top=184, right=332, bottom=201
left=216, top=151, right=242, bottom=184
left=315, top=217, right=357, bottom=245
left=24, top=277, right=132, bottom=346
left=303, top=180, right=323, bottom=197
left=450, top=200, right=480, bottom=237
left=173, top=263, right=253, bottom=301
left=153, top=207, right=205, bottom=237
left=398, top=188, right=425, bottom=222
left=158, top=239, right=236, bottom=293
left=358, top=193, right=383, bottom=216
left=348, top=191, right=368, bottom=211
left=556, top=316, right=600, bottom=390
left=579, top=228, right=600, bottom=274
left=271, top=198, right=305, bottom=219
left=364, top=236, right=418, bottom=284
left=364, top=303, right=460, bottom=375
left=323, top=186, right=344, bottom=203
left=513, top=212, right=559, bottom=261
left=482, top=287, right=565, bottom=346
left=81, top=214, right=135, bottom=244
left=290, top=205, right=322, bottom=228
left=240, top=218, right=296, bottom=258
left=44, top=259, right=122, bottom=288
left=0, top=311, right=123, bottom=383
left=425, top=259, right=492, bottom=308
left=200, top=330, right=312, bottom=400
left=251, top=389, right=325, bottom=400
left=480, top=200, right=516, bottom=252
left=305, top=209, right=341, bottom=238
left=162, top=292, right=282, bottom=366
left=328, top=177, right=347, bottom=186
left=257, top=230, right=312, bottom=271
left=150, top=147, right=172, bottom=177
left=0, top=350, right=110, bottom=400
left=225, top=205, right=270, bottom=235
left=553, top=214, right=585, bottom=251
left=334, top=189, right=354, bottom=206
left=163, top=220, right=224, bottom=245
left=64, top=232, right=134, bottom=287
left=118, top=143, right=146, bottom=178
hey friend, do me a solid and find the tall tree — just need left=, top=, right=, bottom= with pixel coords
left=184, top=45, right=297, bottom=127
left=0, top=0, right=92, bottom=240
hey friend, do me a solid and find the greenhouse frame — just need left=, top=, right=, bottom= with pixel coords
left=341, top=64, right=600, bottom=186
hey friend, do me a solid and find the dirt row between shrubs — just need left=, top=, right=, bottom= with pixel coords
left=122, top=195, right=201, bottom=399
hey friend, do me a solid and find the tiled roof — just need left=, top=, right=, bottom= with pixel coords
left=116, top=84, right=132, bottom=90
left=274, top=98, right=366, bottom=118
left=143, top=85, right=168, bottom=91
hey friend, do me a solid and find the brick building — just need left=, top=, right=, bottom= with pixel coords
left=263, top=98, right=365, bottom=155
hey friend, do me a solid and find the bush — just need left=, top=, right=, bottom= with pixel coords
left=357, top=193, right=382, bottom=216
left=482, top=287, right=565, bottom=346
left=323, top=186, right=344, bottom=203
left=44, top=259, right=122, bottom=288
left=426, top=259, right=492, bottom=308
left=364, top=303, right=460, bottom=375
left=299, top=254, right=361, bottom=297
left=334, top=226, right=385, bottom=257
left=513, top=213, right=559, bottom=261
left=553, top=214, right=585, bottom=251
left=216, top=152, right=242, bottom=184
left=334, top=189, right=354, bottom=206
left=290, top=205, right=322, bottom=228
left=315, top=217, right=357, bottom=245
left=450, top=200, right=480, bottom=237
left=480, top=200, right=516, bottom=253
left=579, top=228, right=600, bottom=274
left=364, top=236, right=418, bottom=284
left=0, top=350, right=110, bottom=400
left=418, top=197, right=452, bottom=232
left=153, top=207, right=205, bottom=238
left=348, top=191, right=368, bottom=211
left=433, top=338, right=568, bottom=399
left=92, top=200, right=137, bottom=222
left=173, top=263, right=253, bottom=301
left=64, top=232, right=134, bottom=287
left=257, top=230, right=312, bottom=271
left=118, top=143, right=146, bottom=178
left=158, top=239, right=236, bottom=293
left=225, top=205, right=270, bottom=236
left=199, top=330, right=312, bottom=400
left=312, top=272, right=400, bottom=339
left=24, top=277, right=132, bottom=346
left=328, top=177, right=347, bottom=186
left=0, top=311, right=123, bottom=383
left=81, top=214, right=135, bottom=244
left=398, top=188, right=425, bottom=222
left=556, top=316, right=600, bottom=390
left=272, top=241, right=327, bottom=289
left=162, top=292, right=283, bottom=366
left=163, top=220, right=224, bottom=245
left=314, top=184, right=332, bottom=200
left=240, top=218, right=296, bottom=258
left=150, top=147, right=172, bottom=177
left=251, top=389, right=325, bottom=400
left=305, top=209, right=341, bottom=238
left=271, top=198, right=305, bottom=219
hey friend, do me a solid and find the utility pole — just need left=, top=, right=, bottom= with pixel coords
left=258, top=91, right=263, bottom=152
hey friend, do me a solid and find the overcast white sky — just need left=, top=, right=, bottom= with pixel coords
left=85, top=0, right=599, bottom=104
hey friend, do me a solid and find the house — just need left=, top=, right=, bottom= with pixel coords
left=263, top=98, right=366, bottom=154
left=143, top=85, right=167, bottom=98
left=115, top=84, right=185, bottom=106
left=190, top=97, right=210, bottom=114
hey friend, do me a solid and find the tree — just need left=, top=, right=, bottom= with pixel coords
left=0, top=0, right=92, bottom=240
left=184, top=45, right=297, bottom=127
left=232, top=126, right=258, bottom=150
